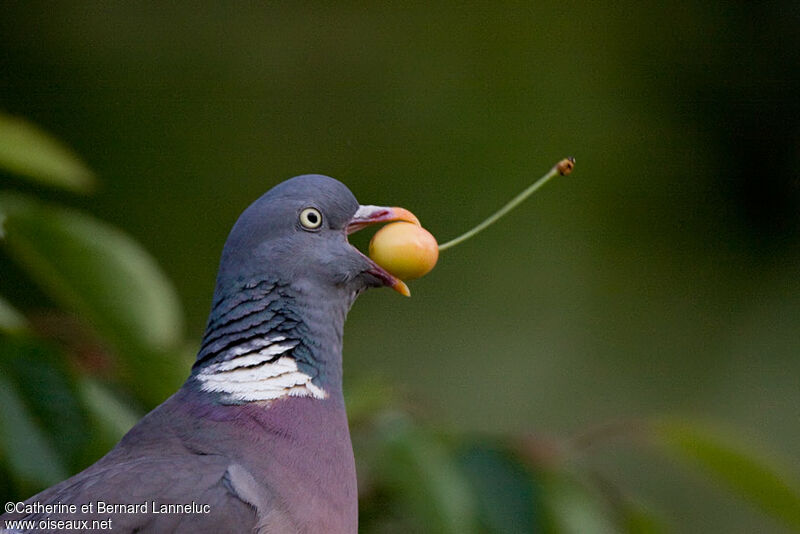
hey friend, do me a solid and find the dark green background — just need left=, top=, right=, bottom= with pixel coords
left=2, top=2, right=798, bottom=532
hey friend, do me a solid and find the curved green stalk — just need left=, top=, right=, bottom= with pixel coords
left=438, top=158, right=573, bottom=252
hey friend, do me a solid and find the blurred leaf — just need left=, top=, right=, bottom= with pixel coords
left=0, top=294, right=28, bottom=334
left=0, top=193, right=185, bottom=405
left=539, top=470, right=618, bottom=534
left=375, top=412, right=479, bottom=534
left=0, top=337, right=92, bottom=473
left=653, top=418, right=800, bottom=530
left=457, top=442, right=544, bottom=533
left=74, top=377, right=142, bottom=466
left=621, top=501, right=667, bottom=534
left=0, top=112, right=94, bottom=192
left=78, top=377, right=140, bottom=441
left=345, top=375, right=398, bottom=426
left=0, top=194, right=184, bottom=350
left=0, top=374, right=67, bottom=491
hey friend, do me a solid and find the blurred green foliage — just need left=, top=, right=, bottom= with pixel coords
left=1, top=3, right=799, bottom=532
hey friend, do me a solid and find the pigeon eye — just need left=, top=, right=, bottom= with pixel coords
left=299, top=207, right=323, bottom=230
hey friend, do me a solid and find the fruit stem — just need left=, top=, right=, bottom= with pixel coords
left=438, top=157, right=574, bottom=252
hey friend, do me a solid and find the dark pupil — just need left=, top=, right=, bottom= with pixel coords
left=307, top=212, right=318, bottom=224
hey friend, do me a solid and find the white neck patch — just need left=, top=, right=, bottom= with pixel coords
left=196, top=337, right=327, bottom=403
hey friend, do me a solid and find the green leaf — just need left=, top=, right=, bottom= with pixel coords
left=0, top=374, right=68, bottom=491
left=457, top=442, right=544, bottom=533
left=0, top=194, right=185, bottom=405
left=344, top=375, right=398, bottom=426
left=0, top=112, right=94, bottom=192
left=0, top=337, right=93, bottom=475
left=374, top=412, right=479, bottom=534
left=653, top=418, right=800, bottom=530
left=0, top=294, right=28, bottom=334
left=78, top=377, right=140, bottom=441
left=75, top=377, right=143, bottom=465
left=539, top=470, right=618, bottom=534
left=621, top=501, right=667, bottom=534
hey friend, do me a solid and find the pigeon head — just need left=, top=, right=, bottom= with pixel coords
left=192, top=175, right=419, bottom=402
left=215, top=174, right=417, bottom=298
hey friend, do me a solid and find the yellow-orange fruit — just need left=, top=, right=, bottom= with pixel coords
left=369, top=222, right=439, bottom=280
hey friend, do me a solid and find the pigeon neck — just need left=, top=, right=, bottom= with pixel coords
left=190, top=276, right=350, bottom=405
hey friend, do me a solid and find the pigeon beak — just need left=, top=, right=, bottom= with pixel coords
left=346, top=205, right=420, bottom=297
left=346, top=205, right=420, bottom=235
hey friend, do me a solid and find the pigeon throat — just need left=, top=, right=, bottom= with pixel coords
left=191, top=278, right=347, bottom=405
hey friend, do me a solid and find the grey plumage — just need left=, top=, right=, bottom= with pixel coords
left=2, top=175, right=416, bottom=533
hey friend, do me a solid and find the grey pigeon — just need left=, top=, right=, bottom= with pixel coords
left=1, top=175, right=418, bottom=533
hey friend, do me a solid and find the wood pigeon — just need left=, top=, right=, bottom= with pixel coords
left=1, top=175, right=418, bottom=533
